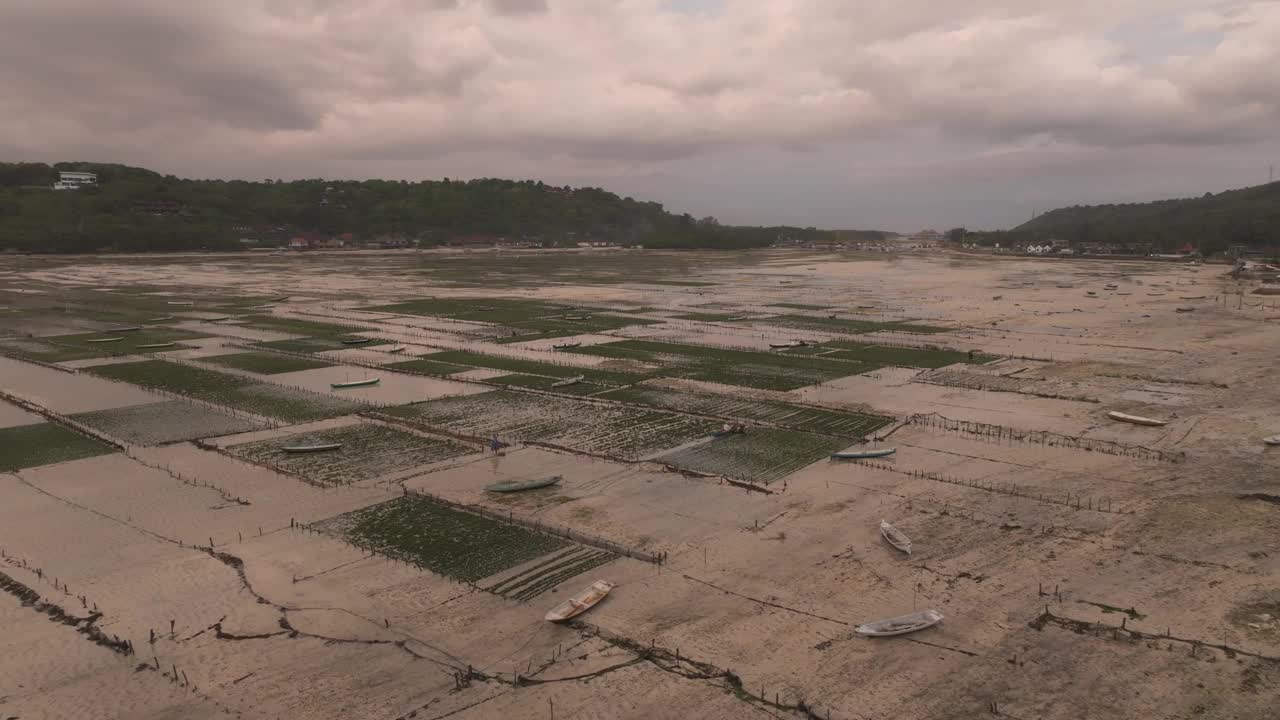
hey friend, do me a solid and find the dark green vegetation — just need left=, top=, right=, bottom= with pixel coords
left=227, top=423, right=472, bottom=486
left=379, top=390, right=718, bottom=459
left=489, top=374, right=610, bottom=396
left=420, top=350, right=642, bottom=386
left=0, top=161, right=892, bottom=252
left=384, top=358, right=474, bottom=376
left=765, top=315, right=950, bottom=335
left=366, top=296, right=658, bottom=340
left=87, top=359, right=363, bottom=421
left=485, top=547, right=617, bottom=601
left=203, top=352, right=335, bottom=375
left=656, top=428, right=848, bottom=485
left=321, top=496, right=568, bottom=583
left=565, top=339, right=880, bottom=391
left=0, top=327, right=207, bottom=363
left=72, top=401, right=264, bottom=445
left=812, top=341, right=996, bottom=368
left=965, top=180, right=1280, bottom=256
left=0, top=422, right=115, bottom=470
left=596, top=386, right=891, bottom=437
left=256, top=336, right=389, bottom=354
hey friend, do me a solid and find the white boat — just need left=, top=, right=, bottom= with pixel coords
left=86, top=337, right=124, bottom=343
left=331, top=378, right=379, bottom=389
left=545, top=580, right=614, bottom=622
left=551, top=375, right=585, bottom=388
left=832, top=447, right=896, bottom=460
left=1107, top=411, right=1168, bottom=427
left=856, top=609, right=944, bottom=637
left=136, top=342, right=177, bottom=349
left=879, top=520, right=912, bottom=555
left=1264, top=435, right=1280, bottom=447
left=167, top=301, right=194, bottom=306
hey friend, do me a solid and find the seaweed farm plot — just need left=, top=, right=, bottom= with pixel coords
left=86, top=359, right=366, bottom=422
left=596, top=385, right=891, bottom=437
left=378, top=390, right=719, bottom=459
left=0, top=422, right=116, bottom=471
left=315, top=495, right=568, bottom=583
left=767, top=315, right=950, bottom=335
left=72, top=400, right=265, bottom=445
left=226, top=423, right=473, bottom=486
left=820, top=341, right=998, bottom=368
left=655, top=428, right=847, bottom=485
left=420, top=350, right=644, bottom=386
left=203, top=352, right=335, bottom=375
left=566, top=340, right=880, bottom=391
left=483, top=546, right=617, bottom=601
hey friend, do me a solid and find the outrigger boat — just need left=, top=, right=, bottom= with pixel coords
left=855, top=609, right=944, bottom=637
left=485, top=475, right=562, bottom=493
left=1107, top=411, right=1168, bottom=427
left=879, top=520, right=912, bottom=555
left=545, top=580, right=615, bottom=622
left=331, top=378, right=379, bottom=389
left=831, top=447, right=897, bottom=460
left=281, top=443, right=342, bottom=453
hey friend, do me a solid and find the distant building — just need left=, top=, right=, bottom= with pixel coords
left=53, top=171, right=97, bottom=191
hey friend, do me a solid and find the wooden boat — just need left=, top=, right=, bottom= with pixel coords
left=1264, top=435, right=1280, bottom=447
left=879, top=520, right=912, bottom=555
left=167, top=301, right=194, bottom=306
left=281, top=443, right=342, bottom=453
left=727, top=315, right=751, bottom=321
left=831, top=448, right=897, bottom=460
left=1107, top=411, right=1168, bottom=427
left=855, top=609, right=944, bottom=637
left=1180, top=295, right=1207, bottom=300
left=552, top=342, right=582, bottom=350
left=1146, top=292, right=1165, bottom=297
left=331, top=378, right=380, bottom=389
left=342, top=338, right=372, bottom=345
left=1104, top=284, right=1118, bottom=290
left=387, top=346, right=407, bottom=353
left=564, top=315, right=591, bottom=321
left=1115, top=292, right=1132, bottom=296
left=272, top=296, right=290, bottom=302
left=206, top=315, right=231, bottom=322
left=1175, top=307, right=1195, bottom=313
left=252, top=304, right=275, bottom=310
left=136, top=342, right=177, bottom=349
left=106, top=325, right=142, bottom=332
left=770, top=341, right=805, bottom=349
left=545, top=580, right=615, bottom=622
left=551, top=375, right=585, bottom=388
left=1085, top=291, right=1097, bottom=297
left=86, top=337, right=124, bottom=343
left=148, top=316, right=174, bottom=322
left=485, top=475, right=562, bottom=493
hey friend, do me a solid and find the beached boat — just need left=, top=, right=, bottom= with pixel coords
left=545, top=580, right=615, bottom=622
left=855, top=609, right=944, bottom=637
left=387, top=346, right=407, bottom=353
left=1115, top=292, right=1132, bottom=296
left=1104, top=284, right=1118, bottom=290
left=86, top=337, right=124, bottom=343
left=342, top=338, right=372, bottom=345
left=831, top=448, right=897, bottom=460
left=770, top=341, right=805, bottom=349
left=485, top=475, right=562, bottom=493
left=552, top=342, right=582, bottom=350
left=331, top=378, right=379, bottom=389
left=1085, top=291, right=1098, bottom=297
left=727, top=315, right=751, bottom=321
left=206, top=315, right=231, bottom=322
left=272, top=296, right=290, bottom=302
left=148, top=316, right=174, bottom=322
left=136, top=342, right=177, bottom=349
left=879, top=520, right=912, bottom=555
left=1180, top=295, right=1207, bottom=300
left=1146, top=292, right=1165, bottom=297
left=1107, top=411, right=1168, bottom=427
left=167, top=301, right=194, bottom=306
left=1264, top=435, right=1280, bottom=446
left=711, top=423, right=745, bottom=438
left=106, top=325, right=143, bottom=332
left=252, top=304, right=275, bottom=310
left=564, top=315, right=591, bottom=321
left=1175, top=307, right=1195, bottom=313
left=551, top=375, right=585, bottom=388
left=281, top=443, right=343, bottom=453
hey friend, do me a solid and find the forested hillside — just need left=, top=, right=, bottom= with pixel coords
left=1011, top=180, right=1280, bottom=255
left=0, top=162, right=886, bottom=253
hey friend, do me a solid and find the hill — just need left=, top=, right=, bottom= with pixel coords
left=1009, top=181, right=1280, bottom=255
left=0, top=162, right=892, bottom=253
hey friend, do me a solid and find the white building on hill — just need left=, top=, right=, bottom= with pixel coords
left=53, top=171, right=97, bottom=190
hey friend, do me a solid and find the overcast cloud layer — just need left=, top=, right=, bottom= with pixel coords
left=2, top=0, right=1277, bottom=229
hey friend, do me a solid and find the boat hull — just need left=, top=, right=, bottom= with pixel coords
left=282, top=443, right=343, bottom=453
left=879, top=520, right=912, bottom=555
left=485, top=476, right=562, bottom=493
left=832, top=448, right=896, bottom=460
left=1107, top=411, right=1167, bottom=427
left=545, top=580, right=614, bottom=622
left=331, top=379, right=380, bottom=389
left=856, top=609, right=944, bottom=637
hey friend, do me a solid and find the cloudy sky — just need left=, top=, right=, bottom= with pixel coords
left=2, top=0, right=1277, bottom=230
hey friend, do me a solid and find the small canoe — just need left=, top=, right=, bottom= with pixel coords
left=86, top=337, right=124, bottom=343
left=331, top=378, right=380, bottom=389
left=1104, top=284, right=1118, bottom=290
left=282, top=443, right=342, bottom=453
left=1115, top=292, right=1132, bottom=296
left=1263, top=435, right=1280, bottom=447
left=252, top=304, right=275, bottom=310
left=880, top=520, right=912, bottom=555
left=856, top=609, right=944, bottom=637
left=551, top=375, right=585, bottom=388
left=148, top=316, right=174, bottom=322
left=167, top=301, right=194, bottom=306
left=272, top=296, right=290, bottom=302
left=545, top=580, right=615, bottom=622
left=727, top=315, right=751, bottom=321
left=206, top=316, right=231, bottom=322
left=1146, top=292, right=1165, bottom=297
left=1175, top=307, right=1195, bottom=313
left=1180, top=295, right=1207, bottom=300
left=485, top=475, right=562, bottom=493
left=387, top=346, right=407, bottom=353
left=831, top=448, right=897, bottom=460
left=1107, top=411, right=1168, bottom=427
left=552, top=342, right=582, bottom=350
left=342, top=338, right=372, bottom=345
left=564, top=315, right=591, bottom=321
left=106, top=325, right=143, bottom=332
left=1085, top=291, right=1097, bottom=297
left=137, top=342, right=177, bottom=349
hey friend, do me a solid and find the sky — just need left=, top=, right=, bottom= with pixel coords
left=1, top=0, right=1277, bottom=231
